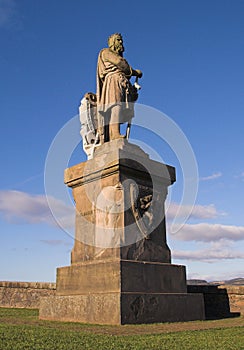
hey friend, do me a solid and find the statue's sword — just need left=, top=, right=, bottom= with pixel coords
left=126, top=77, right=141, bottom=140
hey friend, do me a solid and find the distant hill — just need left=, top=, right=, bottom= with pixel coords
left=187, top=277, right=244, bottom=286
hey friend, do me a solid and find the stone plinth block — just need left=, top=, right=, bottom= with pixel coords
left=40, top=257, right=205, bottom=324
left=56, top=260, right=187, bottom=296
left=40, top=293, right=121, bottom=325
left=39, top=292, right=204, bottom=325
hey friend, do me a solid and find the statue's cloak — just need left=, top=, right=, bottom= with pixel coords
left=96, top=48, right=135, bottom=122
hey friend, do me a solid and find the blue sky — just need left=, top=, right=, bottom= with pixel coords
left=1, top=0, right=244, bottom=282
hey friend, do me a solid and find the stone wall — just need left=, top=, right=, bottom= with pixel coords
left=0, top=281, right=243, bottom=316
left=0, top=281, right=56, bottom=309
left=220, top=285, right=244, bottom=314
left=187, top=284, right=244, bottom=319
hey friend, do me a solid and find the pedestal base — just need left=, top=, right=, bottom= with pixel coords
left=39, top=141, right=205, bottom=324
left=39, top=260, right=205, bottom=324
left=40, top=292, right=204, bottom=325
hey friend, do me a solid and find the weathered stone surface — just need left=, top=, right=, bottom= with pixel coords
left=64, top=139, right=175, bottom=187
left=121, top=260, right=187, bottom=293
left=0, top=281, right=56, bottom=309
left=56, top=260, right=121, bottom=295
left=121, top=293, right=205, bottom=324
left=39, top=293, right=120, bottom=325
left=56, top=260, right=187, bottom=296
left=39, top=292, right=204, bottom=325
left=65, top=140, right=174, bottom=265
left=221, top=285, right=244, bottom=314
left=187, top=284, right=244, bottom=318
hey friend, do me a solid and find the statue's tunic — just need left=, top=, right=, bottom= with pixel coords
left=96, top=48, right=135, bottom=123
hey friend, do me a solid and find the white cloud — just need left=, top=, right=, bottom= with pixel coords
left=172, top=246, right=244, bottom=262
left=0, top=0, right=16, bottom=27
left=200, top=172, right=222, bottom=181
left=0, top=190, right=74, bottom=229
left=167, top=202, right=224, bottom=220
left=171, top=223, right=244, bottom=242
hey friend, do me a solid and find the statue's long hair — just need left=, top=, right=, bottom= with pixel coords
left=107, top=33, right=122, bottom=48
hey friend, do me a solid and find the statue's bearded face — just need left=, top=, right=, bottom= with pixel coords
left=114, top=36, right=124, bottom=54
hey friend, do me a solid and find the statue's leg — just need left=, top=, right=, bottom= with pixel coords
left=109, top=105, right=122, bottom=140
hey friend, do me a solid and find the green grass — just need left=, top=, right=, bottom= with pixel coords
left=0, top=308, right=243, bottom=350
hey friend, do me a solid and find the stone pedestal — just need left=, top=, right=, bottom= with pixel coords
left=39, top=140, right=205, bottom=324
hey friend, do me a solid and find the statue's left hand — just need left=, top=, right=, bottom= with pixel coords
left=135, top=69, right=143, bottom=78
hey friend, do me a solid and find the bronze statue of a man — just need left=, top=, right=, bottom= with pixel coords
left=96, top=33, right=142, bottom=141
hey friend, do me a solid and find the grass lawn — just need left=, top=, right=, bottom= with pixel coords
left=0, top=308, right=243, bottom=350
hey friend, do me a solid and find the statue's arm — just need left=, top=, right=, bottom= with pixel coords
left=130, top=68, right=143, bottom=78
left=102, top=49, right=142, bottom=78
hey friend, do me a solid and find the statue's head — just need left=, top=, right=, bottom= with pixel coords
left=108, top=33, right=124, bottom=55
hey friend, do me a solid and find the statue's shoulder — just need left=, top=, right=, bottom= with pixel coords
left=101, top=48, right=110, bottom=53
left=98, top=48, right=108, bottom=60
left=100, top=48, right=116, bottom=59
left=98, top=48, right=108, bottom=53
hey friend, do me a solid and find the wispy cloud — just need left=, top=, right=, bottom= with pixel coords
left=172, top=246, right=244, bottom=262
left=167, top=202, right=225, bottom=220
left=200, top=172, right=222, bottom=181
left=0, top=190, right=74, bottom=229
left=11, top=172, right=43, bottom=189
left=171, top=223, right=244, bottom=242
left=234, top=172, right=244, bottom=181
left=0, top=0, right=16, bottom=28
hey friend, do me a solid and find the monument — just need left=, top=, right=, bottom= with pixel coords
left=39, top=34, right=205, bottom=324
